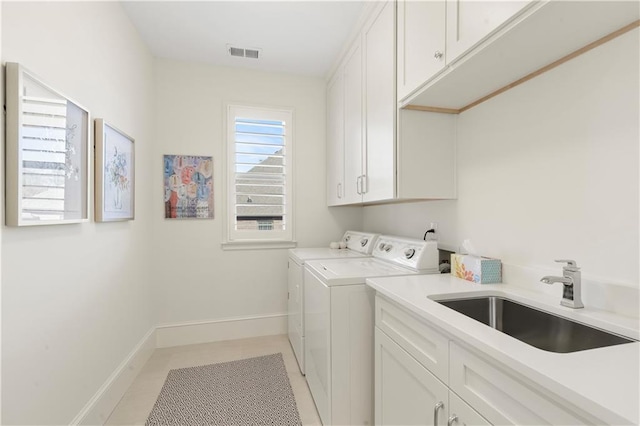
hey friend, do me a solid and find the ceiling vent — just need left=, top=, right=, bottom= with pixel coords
left=227, top=45, right=261, bottom=59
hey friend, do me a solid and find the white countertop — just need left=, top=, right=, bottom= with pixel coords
left=366, top=274, right=640, bottom=425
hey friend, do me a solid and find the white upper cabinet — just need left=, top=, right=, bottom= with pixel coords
left=397, top=0, right=446, bottom=102
left=363, top=0, right=395, bottom=203
left=327, top=2, right=395, bottom=206
left=403, top=1, right=640, bottom=109
left=326, top=72, right=345, bottom=206
left=445, top=0, right=531, bottom=64
left=342, top=41, right=364, bottom=205
left=326, top=39, right=363, bottom=207
left=325, top=0, right=457, bottom=207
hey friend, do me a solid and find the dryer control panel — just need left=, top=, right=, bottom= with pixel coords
left=373, top=236, right=439, bottom=272
left=342, top=231, right=379, bottom=254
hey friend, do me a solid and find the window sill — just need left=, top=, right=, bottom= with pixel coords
left=221, top=240, right=298, bottom=251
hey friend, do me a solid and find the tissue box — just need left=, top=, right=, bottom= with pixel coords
left=451, top=254, right=502, bottom=284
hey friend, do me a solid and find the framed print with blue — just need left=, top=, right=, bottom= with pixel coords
left=163, top=155, right=214, bottom=219
left=95, top=119, right=135, bottom=222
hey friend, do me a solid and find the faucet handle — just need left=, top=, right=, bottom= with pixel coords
left=555, top=259, right=579, bottom=271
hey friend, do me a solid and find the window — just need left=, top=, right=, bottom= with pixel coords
left=224, top=104, right=294, bottom=246
left=257, top=220, right=274, bottom=231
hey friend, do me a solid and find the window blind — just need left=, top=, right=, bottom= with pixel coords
left=234, top=117, right=287, bottom=231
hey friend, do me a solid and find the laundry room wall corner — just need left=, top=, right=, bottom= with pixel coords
left=151, top=59, right=362, bottom=341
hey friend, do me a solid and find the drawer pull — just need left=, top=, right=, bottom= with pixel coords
left=447, top=414, right=458, bottom=426
left=434, top=401, right=444, bottom=425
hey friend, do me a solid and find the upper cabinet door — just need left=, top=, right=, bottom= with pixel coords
left=342, top=41, right=364, bottom=205
left=445, top=0, right=532, bottom=64
left=397, top=0, right=446, bottom=102
left=363, top=0, right=395, bottom=203
left=326, top=72, right=345, bottom=206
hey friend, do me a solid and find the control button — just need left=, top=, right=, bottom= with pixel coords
left=378, top=243, right=386, bottom=251
left=404, top=248, right=416, bottom=259
left=360, top=238, right=368, bottom=247
left=345, top=235, right=351, bottom=242
left=384, top=245, right=392, bottom=252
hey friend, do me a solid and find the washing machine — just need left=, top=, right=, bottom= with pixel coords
left=288, top=231, right=379, bottom=375
left=303, top=235, right=440, bottom=426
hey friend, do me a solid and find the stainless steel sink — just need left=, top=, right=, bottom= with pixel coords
left=434, top=296, right=636, bottom=353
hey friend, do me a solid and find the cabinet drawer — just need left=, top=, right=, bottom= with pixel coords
left=376, top=295, right=449, bottom=382
left=449, top=342, right=601, bottom=425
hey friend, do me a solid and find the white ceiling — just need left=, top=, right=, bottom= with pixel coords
left=121, top=1, right=367, bottom=78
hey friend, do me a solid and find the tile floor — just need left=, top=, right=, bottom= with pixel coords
left=105, top=334, right=322, bottom=425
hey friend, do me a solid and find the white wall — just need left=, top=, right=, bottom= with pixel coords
left=455, top=28, right=638, bottom=288
left=152, top=59, right=362, bottom=327
left=365, top=29, right=639, bottom=294
left=362, top=200, right=457, bottom=247
left=1, top=3, right=155, bottom=424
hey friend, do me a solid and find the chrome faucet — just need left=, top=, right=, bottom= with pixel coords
left=540, top=260, right=584, bottom=309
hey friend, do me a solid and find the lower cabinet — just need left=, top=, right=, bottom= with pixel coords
left=375, top=328, right=489, bottom=426
left=449, top=342, right=598, bottom=425
left=449, top=392, right=491, bottom=426
left=374, top=295, right=609, bottom=426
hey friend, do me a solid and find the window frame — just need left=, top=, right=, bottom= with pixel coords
left=222, top=103, right=296, bottom=249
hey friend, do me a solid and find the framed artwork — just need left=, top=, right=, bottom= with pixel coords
left=164, top=155, right=214, bottom=219
left=4, top=62, right=90, bottom=226
left=95, top=119, right=135, bottom=222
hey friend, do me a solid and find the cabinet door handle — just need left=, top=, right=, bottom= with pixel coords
left=433, top=401, right=444, bottom=425
left=447, top=414, right=458, bottom=426
left=361, top=174, right=368, bottom=194
left=434, top=50, right=444, bottom=60
left=337, top=183, right=342, bottom=198
left=356, top=176, right=362, bottom=195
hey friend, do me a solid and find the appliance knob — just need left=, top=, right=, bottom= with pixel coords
left=405, top=248, right=416, bottom=259
left=385, top=245, right=393, bottom=252
left=360, top=238, right=368, bottom=247
left=378, top=242, right=386, bottom=251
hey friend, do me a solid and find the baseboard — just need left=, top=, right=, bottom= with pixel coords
left=70, top=327, right=157, bottom=426
left=70, top=313, right=287, bottom=424
left=156, top=313, right=288, bottom=348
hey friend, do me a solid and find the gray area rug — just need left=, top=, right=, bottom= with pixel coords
left=146, top=353, right=302, bottom=425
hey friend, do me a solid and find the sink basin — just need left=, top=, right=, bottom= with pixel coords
left=434, top=295, right=636, bottom=353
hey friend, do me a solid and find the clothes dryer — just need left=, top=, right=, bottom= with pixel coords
left=287, top=231, right=379, bottom=374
